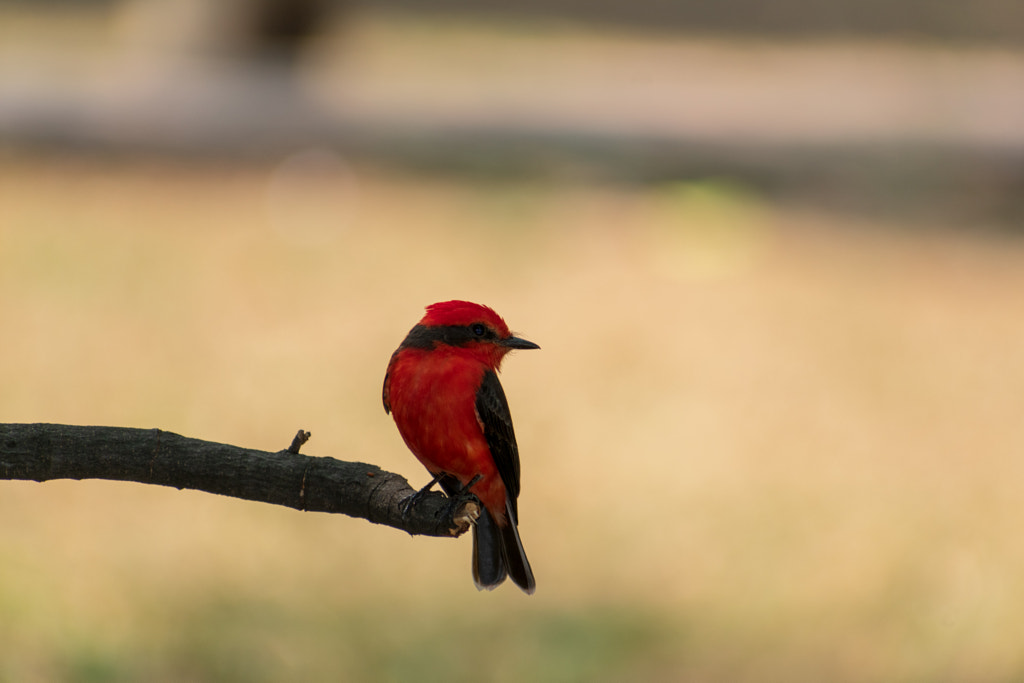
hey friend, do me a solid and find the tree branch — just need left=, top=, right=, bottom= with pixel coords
left=0, top=423, right=478, bottom=538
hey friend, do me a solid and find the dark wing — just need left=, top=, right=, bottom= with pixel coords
left=382, top=351, right=397, bottom=414
left=475, top=369, right=522, bottom=519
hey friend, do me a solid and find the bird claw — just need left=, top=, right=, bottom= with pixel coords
left=399, top=491, right=423, bottom=519
left=401, top=471, right=444, bottom=519
left=442, top=473, right=483, bottom=521
left=451, top=499, right=481, bottom=534
left=402, top=472, right=483, bottom=525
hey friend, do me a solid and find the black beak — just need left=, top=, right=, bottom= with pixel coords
left=502, top=335, right=540, bottom=350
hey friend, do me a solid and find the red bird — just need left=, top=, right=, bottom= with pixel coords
left=383, top=300, right=538, bottom=594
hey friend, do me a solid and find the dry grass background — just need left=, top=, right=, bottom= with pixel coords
left=2, top=154, right=1024, bottom=681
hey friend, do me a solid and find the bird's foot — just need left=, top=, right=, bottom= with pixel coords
left=441, top=474, right=483, bottom=520
left=401, top=472, right=444, bottom=519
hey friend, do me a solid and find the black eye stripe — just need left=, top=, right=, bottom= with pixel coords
left=399, top=323, right=498, bottom=349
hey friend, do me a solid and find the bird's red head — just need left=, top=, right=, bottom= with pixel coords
left=420, top=300, right=510, bottom=335
left=405, top=300, right=539, bottom=369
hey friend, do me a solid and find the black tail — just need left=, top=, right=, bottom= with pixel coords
left=472, top=502, right=536, bottom=595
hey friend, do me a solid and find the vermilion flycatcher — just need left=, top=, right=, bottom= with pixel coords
left=383, top=300, right=538, bottom=594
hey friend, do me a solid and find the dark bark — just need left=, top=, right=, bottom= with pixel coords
left=0, top=423, right=476, bottom=538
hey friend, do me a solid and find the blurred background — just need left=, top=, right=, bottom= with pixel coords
left=2, top=0, right=1024, bottom=681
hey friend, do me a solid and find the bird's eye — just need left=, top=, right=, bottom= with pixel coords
left=471, top=324, right=486, bottom=337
